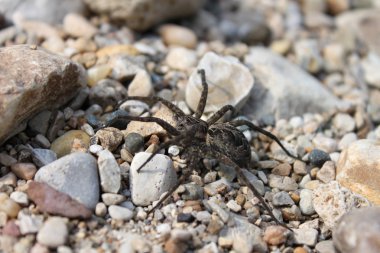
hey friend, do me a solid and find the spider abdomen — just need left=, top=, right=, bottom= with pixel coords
left=207, top=123, right=251, bottom=168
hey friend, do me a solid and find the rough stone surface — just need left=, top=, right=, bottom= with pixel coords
left=333, top=207, right=380, bottom=253
left=130, top=152, right=177, bottom=206
left=34, top=152, right=100, bottom=209
left=243, top=47, right=347, bottom=120
left=0, top=45, right=86, bottom=144
left=27, top=181, right=92, bottom=219
left=337, top=139, right=380, bottom=205
left=313, top=181, right=370, bottom=230
left=97, top=149, right=121, bottom=194
left=83, top=0, right=203, bottom=31
left=186, top=52, right=254, bottom=115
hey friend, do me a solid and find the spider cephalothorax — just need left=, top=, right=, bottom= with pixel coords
left=103, top=69, right=297, bottom=230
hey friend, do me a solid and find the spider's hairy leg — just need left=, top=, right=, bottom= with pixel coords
left=207, top=105, right=235, bottom=125
left=136, top=127, right=197, bottom=172
left=194, top=69, right=208, bottom=119
left=212, top=150, right=292, bottom=231
left=119, top=96, right=186, bottom=117
left=102, top=115, right=180, bottom=136
left=231, top=119, right=299, bottom=160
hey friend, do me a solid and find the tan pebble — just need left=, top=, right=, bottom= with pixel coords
left=235, top=194, right=246, bottom=206
left=120, top=149, right=134, bottom=163
left=0, top=193, right=21, bottom=218
left=87, top=64, right=112, bottom=87
left=127, top=70, right=153, bottom=97
left=96, top=127, right=123, bottom=151
left=310, top=167, right=319, bottom=178
left=96, top=44, right=139, bottom=58
left=0, top=172, right=17, bottom=187
left=69, top=37, right=97, bottom=52
left=218, top=237, right=233, bottom=248
left=50, top=130, right=90, bottom=158
left=70, top=138, right=88, bottom=153
left=272, top=163, right=292, bottom=176
left=11, top=163, right=37, bottom=180
left=270, top=39, right=291, bottom=55
left=145, top=144, right=159, bottom=153
left=290, top=192, right=300, bottom=204
left=304, top=180, right=320, bottom=190
left=207, top=219, right=224, bottom=235
left=159, top=24, right=197, bottom=49
left=294, top=246, right=308, bottom=253
left=293, top=160, right=307, bottom=175
left=263, top=225, right=288, bottom=245
left=71, top=52, right=97, bottom=68
left=63, top=13, right=97, bottom=38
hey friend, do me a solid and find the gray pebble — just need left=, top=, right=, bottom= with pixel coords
left=268, top=174, right=298, bottom=191
left=168, top=145, right=180, bottom=156
left=309, top=149, right=331, bottom=167
left=299, top=189, right=315, bottom=215
left=0, top=153, right=17, bottom=166
left=124, top=133, right=144, bottom=154
left=101, top=193, right=126, bottom=206
left=95, top=202, right=107, bottom=217
left=81, top=123, right=95, bottom=136
left=272, top=191, right=295, bottom=207
left=35, top=152, right=99, bottom=209
left=293, top=228, right=318, bottom=246
left=31, top=148, right=57, bottom=167
left=97, top=149, right=121, bottom=193
left=315, top=240, right=336, bottom=253
left=182, top=183, right=204, bottom=200
left=28, top=110, right=52, bottom=135
left=34, top=134, right=51, bottom=148
left=108, top=205, right=134, bottom=221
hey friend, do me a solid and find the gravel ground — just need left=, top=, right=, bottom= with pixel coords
left=1, top=0, right=380, bottom=253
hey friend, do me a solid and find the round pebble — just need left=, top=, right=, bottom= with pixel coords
left=37, top=217, right=68, bottom=248
left=309, top=149, right=331, bottom=167
left=124, top=132, right=144, bottom=154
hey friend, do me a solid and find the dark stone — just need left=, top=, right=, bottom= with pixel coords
left=309, top=149, right=331, bottom=167
left=123, top=132, right=144, bottom=154
left=177, top=213, right=195, bottom=223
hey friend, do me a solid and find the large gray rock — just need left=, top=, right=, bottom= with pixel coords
left=84, top=0, right=203, bottom=31
left=0, top=45, right=86, bottom=144
left=333, top=207, right=380, bottom=253
left=243, top=47, right=347, bottom=121
left=0, top=0, right=86, bottom=24
left=35, top=152, right=99, bottom=209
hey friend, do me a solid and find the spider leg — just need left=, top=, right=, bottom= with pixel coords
left=136, top=127, right=197, bottom=172
left=103, top=115, right=180, bottom=136
left=194, top=69, right=208, bottom=119
left=207, top=105, right=235, bottom=125
left=118, top=96, right=186, bottom=117
left=201, top=146, right=292, bottom=231
left=231, top=119, right=299, bottom=160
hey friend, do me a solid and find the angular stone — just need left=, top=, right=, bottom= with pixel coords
left=37, top=217, right=68, bottom=248
left=293, top=228, right=318, bottom=246
left=186, top=52, right=254, bottom=116
left=0, top=45, right=86, bottom=144
left=35, top=152, right=99, bottom=209
left=27, top=181, right=92, bottom=219
left=313, top=181, right=370, bottom=230
left=337, top=139, right=380, bottom=205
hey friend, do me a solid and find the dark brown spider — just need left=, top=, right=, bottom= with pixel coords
left=103, top=69, right=297, bottom=230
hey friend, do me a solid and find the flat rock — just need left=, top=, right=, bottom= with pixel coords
left=313, top=181, right=370, bottom=230
left=337, top=139, right=380, bottom=205
left=243, top=47, right=347, bottom=120
left=34, top=152, right=99, bottom=209
left=27, top=181, right=92, bottom=219
left=186, top=52, right=254, bottom=116
left=97, top=149, right=121, bottom=193
left=83, top=0, right=203, bottom=31
left=130, top=152, right=177, bottom=206
left=0, top=45, right=86, bottom=144
left=293, top=228, right=318, bottom=246
left=333, top=207, right=380, bottom=253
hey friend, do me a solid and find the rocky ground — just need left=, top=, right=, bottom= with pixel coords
left=1, top=0, right=380, bottom=252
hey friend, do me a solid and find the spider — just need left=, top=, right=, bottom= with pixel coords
left=103, top=69, right=297, bottom=230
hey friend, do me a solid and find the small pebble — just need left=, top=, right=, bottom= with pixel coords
left=177, top=213, right=195, bottom=223
left=108, top=205, right=134, bottom=221
left=293, top=228, right=318, bottom=246
left=95, top=202, right=107, bottom=217
left=124, top=132, right=145, bottom=154
left=299, top=189, right=315, bottom=215
left=101, top=193, right=126, bottom=206
left=37, top=217, right=68, bottom=248
left=263, top=226, right=288, bottom=246
left=96, top=127, right=123, bottom=151
left=226, top=199, right=242, bottom=212
left=10, top=191, right=29, bottom=206
left=272, top=191, right=295, bottom=207
left=0, top=193, right=21, bottom=218
left=309, top=149, right=331, bottom=167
